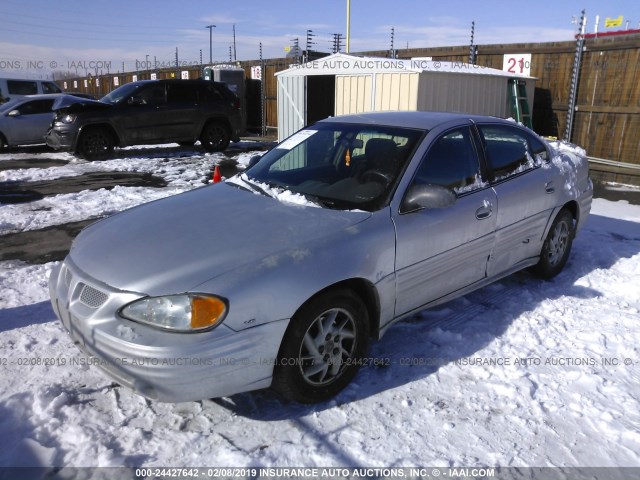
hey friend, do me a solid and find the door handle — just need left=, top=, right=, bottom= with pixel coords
left=475, top=200, right=493, bottom=220
left=545, top=181, right=555, bottom=194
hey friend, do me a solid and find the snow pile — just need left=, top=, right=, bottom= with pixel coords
left=544, top=140, right=589, bottom=196
left=227, top=174, right=320, bottom=208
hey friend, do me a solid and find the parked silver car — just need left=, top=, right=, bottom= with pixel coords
left=0, top=94, right=64, bottom=149
left=49, top=112, right=593, bottom=403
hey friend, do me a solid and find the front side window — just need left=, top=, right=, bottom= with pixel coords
left=131, top=84, right=166, bottom=106
left=412, top=127, right=482, bottom=192
left=244, top=123, right=424, bottom=211
left=478, top=125, right=536, bottom=180
left=101, top=82, right=146, bottom=104
left=17, top=99, right=54, bottom=115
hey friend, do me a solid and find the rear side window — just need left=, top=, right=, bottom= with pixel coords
left=7, top=80, right=37, bottom=95
left=413, top=127, right=481, bottom=192
left=167, top=83, right=197, bottom=103
left=478, top=125, right=536, bottom=180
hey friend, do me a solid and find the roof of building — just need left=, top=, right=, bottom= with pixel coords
left=275, top=52, right=534, bottom=79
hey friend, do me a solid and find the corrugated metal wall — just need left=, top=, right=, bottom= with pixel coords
left=277, top=75, right=306, bottom=141
left=374, top=73, right=419, bottom=110
left=335, top=75, right=373, bottom=115
left=416, top=72, right=509, bottom=117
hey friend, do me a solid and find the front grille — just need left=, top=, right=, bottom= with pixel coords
left=78, top=283, right=108, bottom=308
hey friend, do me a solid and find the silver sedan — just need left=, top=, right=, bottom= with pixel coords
left=0, top=94, right=64, bottom=149
left=49, top=111, right=593, bottom=403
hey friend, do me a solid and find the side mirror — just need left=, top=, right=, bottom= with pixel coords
left=8, top=109, right=20, bottom=117
left=401, top=183, right=456, bottom=213
left=247, top=155, right=262, bottom=169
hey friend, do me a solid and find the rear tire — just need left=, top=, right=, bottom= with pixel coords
left=200, top=121, right=230, bottom=152
left=77, top=127, right=114, bottom=160
left=532, top=209, right=575, bottom=279
left=273, top=289, right=370, bottom=404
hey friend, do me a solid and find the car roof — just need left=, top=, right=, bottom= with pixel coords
left=318, top=111, right=514, bottom=130
left=10, top=93, right=66, bottom=100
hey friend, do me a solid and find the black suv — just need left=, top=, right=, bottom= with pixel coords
left=46, top=79, right=242, bottom=159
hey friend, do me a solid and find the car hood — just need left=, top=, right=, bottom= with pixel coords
left=69, top=182, right=371, bottom=295
left=52, top=95, right=111, bottom=112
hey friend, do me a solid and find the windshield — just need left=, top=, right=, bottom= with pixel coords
left=245, top=122, right=425, bottom=211
left=100, top=82, right=146, bottom=104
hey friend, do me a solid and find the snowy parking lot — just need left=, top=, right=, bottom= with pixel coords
left=0, top=144, right=639, bottom=469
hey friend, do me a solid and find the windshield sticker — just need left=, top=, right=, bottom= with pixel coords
left=276, top=130, right=318, bottom=150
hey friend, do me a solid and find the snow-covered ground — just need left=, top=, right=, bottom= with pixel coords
left=0, top=146, right=639, bottom=469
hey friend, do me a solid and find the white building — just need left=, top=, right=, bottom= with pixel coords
left=275, top=53, right=535, bottom=140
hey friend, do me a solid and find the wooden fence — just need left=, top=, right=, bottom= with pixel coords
left=56, top=33, right=640, bottom=168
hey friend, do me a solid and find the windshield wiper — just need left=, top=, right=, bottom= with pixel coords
left=227, top=174, right=275, bottom=198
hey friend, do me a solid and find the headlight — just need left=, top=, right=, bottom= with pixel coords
left=119, top=294, right=227, bottom=332
left=59, top=114, right=76, bottom=124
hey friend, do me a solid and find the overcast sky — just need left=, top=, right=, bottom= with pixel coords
left=1, top=0, right=638, bottom=78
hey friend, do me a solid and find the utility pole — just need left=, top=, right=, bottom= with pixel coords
left=469, top=21, right=476, bottom=64
left=565, top=9, right=586, bottom=142
left=205, top=24, right=216, bottom=64
left=390, top=27, right=396, bottom=59
left=260, top=42, right=266, bottom=137
left=233, top=24, right=237, bottom=61
left=332, top=33, right=344, bottom=53
left=292, top=38, right=300, bottom=64
left=346, top=0, right=351, bottom=53
left=305, top=29, right=316, bottom=62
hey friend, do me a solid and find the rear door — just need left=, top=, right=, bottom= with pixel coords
left=392, top=126, right=497, bottom=316
left=163, top=82, right=199, bottom=141
left=475, top=123, right=558, bottom=277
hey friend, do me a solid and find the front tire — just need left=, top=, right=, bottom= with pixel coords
left=77, top=127, right=114, bottom=160
left=273, top=290, right=370, bottom=403
left=200, top=121, right=230, bottom=152
left=533, top=208, right=575, bottom=279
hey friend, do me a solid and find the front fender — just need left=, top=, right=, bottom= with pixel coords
left=194, top=209, right=397, bottom=333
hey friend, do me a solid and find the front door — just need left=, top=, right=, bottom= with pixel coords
left=7, top=98, right=55, bottom=145
left=393, top=126, right=497, bottom=316
left=120, top=83, right=167, bottom=144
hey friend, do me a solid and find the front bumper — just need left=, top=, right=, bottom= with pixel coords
left=49, top=259, right=289, bottom=402
left=46, top=126, right=77, bottom=151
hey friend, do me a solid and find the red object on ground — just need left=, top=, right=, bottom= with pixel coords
left=212, top=165, right=222, bottom=183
